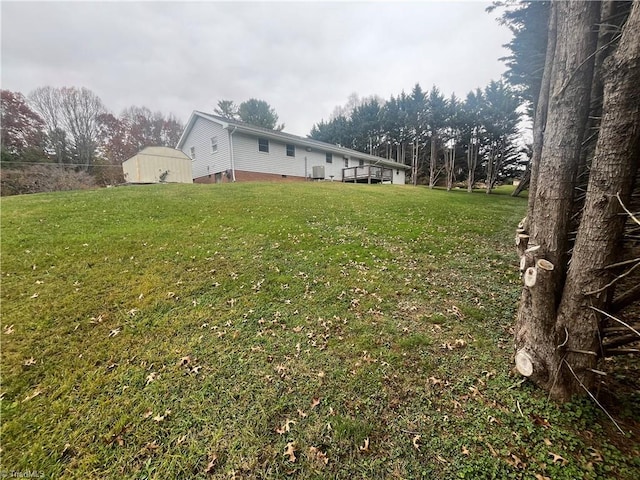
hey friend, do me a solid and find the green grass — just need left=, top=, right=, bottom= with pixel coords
left=1, top=182, right=638, bottom=479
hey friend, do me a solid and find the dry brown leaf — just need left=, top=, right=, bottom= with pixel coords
left=588, top=447, right=603, bottom=462
left=23, top=357, right=36, bottom=366
left=284, top=442, right=297, bottom=462
left=204, top=454, right=218, bottom=474
left=153, top=409, right=171, bottom=422
left=543, top=438, right=552, bottom=446
left=275, top=419, right=296, bottom=435
left=549, top=452, right=567, bottom=465
left=145, top=372, right=157, bottom=385
left=308, top=446, right=329, bottom=466
left=178, top=356, right=191, bottom=367
left=30, top=293, right=39, bottom=299
left=22, top=388, right=42, bottom=402
left=142, top=409, right=153, bottom=419
left=4, top=324, right=15, bottom=335
left=534, top=475, right=551, bottom=480
left=311, top=397, right=321, bottom=409
left=297, top=409, right=307, bottom=418
left=435, top=455, right=449, bottom=464
left=412, top=435, right=421, bottom=451
left=359, top=438, right=370, bottom=452
left=462, top=446, right=470, bottom=455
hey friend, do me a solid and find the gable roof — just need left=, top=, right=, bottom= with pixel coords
left=177, top=111, right=410, bottom=170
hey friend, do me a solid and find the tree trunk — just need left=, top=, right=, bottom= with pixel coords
left=514, top=0, right=600, bottom=400
left=527, top=4, right=557, bottom=213
left=552, top=0, right=640, bottom=399
left=429, top=135, right=438, bottom=188
left=467, top=140, right=477, bottom=193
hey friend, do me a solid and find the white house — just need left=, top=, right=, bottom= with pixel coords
left=176, top=111, right=409, bottom=184
left=122, top=146, right=193, bottom=184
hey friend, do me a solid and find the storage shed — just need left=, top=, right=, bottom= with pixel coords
left=122, top=146, right=193, bottom=184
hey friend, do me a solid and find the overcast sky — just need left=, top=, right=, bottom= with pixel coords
left=1, top=1, right=512, bottom=137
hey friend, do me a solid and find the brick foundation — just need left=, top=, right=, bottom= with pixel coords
left=194, top=170, right=308, bottom=183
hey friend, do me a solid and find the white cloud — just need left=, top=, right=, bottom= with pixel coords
left=1, top=1, right=511, bottom=136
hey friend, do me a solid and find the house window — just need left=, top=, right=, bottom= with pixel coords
left=258, top=138, right=269, bottom=153
left=344, top=158, right=349, bottom=168
left=211, top=137, right=218, bottom=153
left=190, top=146, right=196, bottom=159
left=286, top=144, right=295, bottom=157
left=359, top=159, right=364, bottom=166
left=326, top=153, right=332, bottom=164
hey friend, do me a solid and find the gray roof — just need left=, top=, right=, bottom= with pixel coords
left=177, top=111, right=410, bottom=170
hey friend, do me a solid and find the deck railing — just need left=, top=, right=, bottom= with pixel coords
left=342, top=165, right=394, bottom=183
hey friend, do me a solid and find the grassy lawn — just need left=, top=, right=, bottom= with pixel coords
left=1, top=182, right=638, bottom=479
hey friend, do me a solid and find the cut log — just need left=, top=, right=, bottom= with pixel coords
left=537, top=259, right=555, bottom=271
left=515, top=349, right=534, bottom=377
left=524, top=267, right=538, bottom=287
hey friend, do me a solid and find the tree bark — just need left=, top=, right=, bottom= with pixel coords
left=552, top=0, right=640, bottom=399
left=429, top=135, right=438, bottom=188
left=514, top=0, right=600, bottom=399
left=527, top=4, right=557, bottom=213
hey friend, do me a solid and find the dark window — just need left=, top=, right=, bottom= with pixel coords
left=258, top=138, right=269, bottom=153
left=286, top=144, right=295, bottom=157
left=344, top=158, right=349, bottom=167
left=190, top=146, right=196, bottom=159
left=326, top=153, right=332, bottom=164
left=359, top=159, right=364, bottom=166
left=211, top=137, right=218, bottom=153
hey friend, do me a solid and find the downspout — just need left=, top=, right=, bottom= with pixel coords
left=228, top=125, right=237, bottom=182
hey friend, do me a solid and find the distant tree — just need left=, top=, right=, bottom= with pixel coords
left=480, top=80, right=521, bottom=193
left=28, top=86, right=69, bottom=164
left=214, top=100, right=239, bottom=119
left=237, top=99, right=284, bottom=130
left=1, top=90, right=47, bottom=164
left=29, top=86, right=106, bottom=169
left=425, top=86, right=447, bottom=188
left=98, top=106, right=184, bottom=165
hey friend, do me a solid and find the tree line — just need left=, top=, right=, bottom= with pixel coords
left=1, top=86, right=184, bottom=192
left=308, top=80, right=524, bottom=192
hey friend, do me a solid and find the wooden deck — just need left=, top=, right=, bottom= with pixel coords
left=342, top=165, right=394, bottom=184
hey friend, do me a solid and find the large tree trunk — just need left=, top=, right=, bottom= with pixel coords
left=467, top=139, right=478, bottom=193
left=429, top=135, right=438, bottom=188
left=526, top=4, right=557, bottom=212
left=552, top=0, right=640, bottom=399
left=514, top=0, right=601, bottom=400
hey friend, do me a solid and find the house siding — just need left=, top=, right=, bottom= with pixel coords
left=232, top=133, right=388, bottom=181
left=179, top=111, right=409, bottom=184
left=180, top=117, right=231, bottom=179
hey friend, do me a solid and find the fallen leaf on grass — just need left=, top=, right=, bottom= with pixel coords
left=297, top=409, right=307, bottom=418
left=462, top=446, right=470, bottom=455
left=30, top=293, right=39, bottom=299
left=506, top=454, right=526, bottom=469
left=145, top=372, right=157, bottom=385
left=22, top=388, right=42, bottom=402
left=435, top=455, right=449, bottom=464
left=142, top=410, right=153, bottom=419
left=310, top=397, right=320, bottom=409
left=543, top=438, right=552, bottom=446
left=275, top=419, right=296, bottom=435
left=23, top=357, right=36, bottom=366
left=534, top=475, right=551, bottom=480
left=549, top=452, right=567, bottom=465
left=204, top=454, right=218, bottom=474
left=153, top=409, right=171, bottom=422
left=412, top=435, right=421, bottom=451
left=178, top=356, right=192, bottom=367
left=284, top=442, right=297, bottom=462
left=4, top=325, right=14, bottom=335
left=108, top=328, right=121, bottom=338
left=588, top=447, right=603, bottom=462
left=359, top=438, right=370, bottom=452
left=308, top=446, right=329, bottom=466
